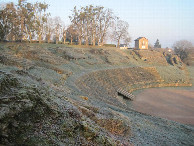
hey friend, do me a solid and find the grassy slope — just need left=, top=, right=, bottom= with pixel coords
left=0, top=43, right=194, bottom=145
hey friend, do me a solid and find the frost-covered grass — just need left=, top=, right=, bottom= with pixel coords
left=1, top=42, right=194, bottom=145
left=156, top=66, right=189, bottom=83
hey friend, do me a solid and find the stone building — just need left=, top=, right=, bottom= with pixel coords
left=134, top=37, right=148, bottom=49
left=119, top=44, right=128, bottom=49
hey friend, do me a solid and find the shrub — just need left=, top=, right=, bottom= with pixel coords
left=103, top=44, right=116, bottom=47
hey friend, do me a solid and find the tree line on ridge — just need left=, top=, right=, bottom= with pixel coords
left=0, top=0, right=130, bottom=47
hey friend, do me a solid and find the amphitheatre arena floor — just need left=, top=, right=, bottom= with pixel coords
left=132, top=88, right=194, bottom=125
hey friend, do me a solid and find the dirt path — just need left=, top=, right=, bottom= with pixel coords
left=132, top=88, right=194, bottom=125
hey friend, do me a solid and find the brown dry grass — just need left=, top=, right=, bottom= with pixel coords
left=96, top=118, right=130, bottom=136
left=79, top=106, right=130, bottom=136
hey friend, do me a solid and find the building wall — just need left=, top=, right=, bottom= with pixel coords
left=135, top=41, right=139, bottom=49
left=120, top=47, right=128, bottom=49
left=139, top=38, right=148, bottom=49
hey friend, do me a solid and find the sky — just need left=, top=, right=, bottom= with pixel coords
left=1, top=0, right=194, bottom=48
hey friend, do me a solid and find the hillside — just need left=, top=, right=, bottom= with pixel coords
left=0, top=43, right=194, bottom=145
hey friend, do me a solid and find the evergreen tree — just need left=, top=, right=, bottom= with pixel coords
left=154, top=39, right=161, bottom=48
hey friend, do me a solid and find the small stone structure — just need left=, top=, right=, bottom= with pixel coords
left=134, top=37, right=148, bottom=49
left=119, top=44, right=128, bottom=49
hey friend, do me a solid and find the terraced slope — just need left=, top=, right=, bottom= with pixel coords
left=0, top=51, right=35, bottom=69
left=76, top=67, right=163, bottom=106
left=0, top=43, right=193, bottom=145
left=134, top=50, right=169, bottom=65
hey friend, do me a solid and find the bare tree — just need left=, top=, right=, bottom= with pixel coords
left=112, top=19, right=130, bottom=48
left=66, top=24, right=77, bottom=45
left=0, top=1, right=50, bottom=43
left=124, top=37, right=131, bottom=47
left=62, top=26, right=67, bottom=44
left=24, top=2, right=37, bottom=43
left=34, top=2, right=48, bottom=43
left=148, top=43, right=154, bottom=50
left=69, top=5, right=115, bottom=46
left=0, top=2, right=19, bottom=41
left=91, top=6, right=104, bottom=46
left=45, top=17, right=54, bottom=43
left=173, top=40, right=193, bottom=65
left=53, top=16, right=62, bottom=44
left=69, top=6, right=83, bottom=45
left=98, top=8, right=114, bottom=46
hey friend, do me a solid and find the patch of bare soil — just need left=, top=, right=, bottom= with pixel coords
left=132, top=88, right=194, bottom=125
